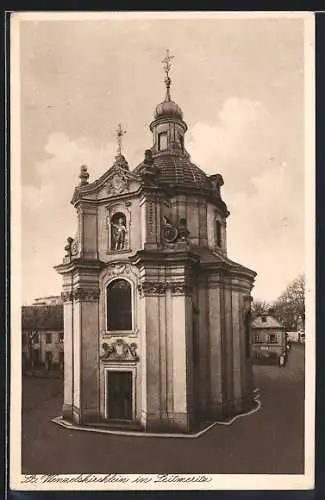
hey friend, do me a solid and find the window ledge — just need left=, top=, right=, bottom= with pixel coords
left=106, top=249, right=132, bottom=255
left=102, top=330, right=138, bottom=338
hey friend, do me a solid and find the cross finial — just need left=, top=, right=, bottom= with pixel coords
left=115, top=123, right=127, bottom=156
left=162, top=49, right=174, bottom=78
left=161, top=49, right=174, bottom=100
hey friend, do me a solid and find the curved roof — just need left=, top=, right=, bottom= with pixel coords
left=134, top=153, right=211, bottom=191
left=155, top=99, right=183, bottom=120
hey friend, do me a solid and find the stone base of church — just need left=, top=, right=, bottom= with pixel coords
left=62, top=403, right=73, bottom=421
left=140, top=411, right=195, bottom=434
left=52, top=394, right=261, bottom=439
left=57, top=391, right=259, bottom=436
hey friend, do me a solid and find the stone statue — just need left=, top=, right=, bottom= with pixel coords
left=111, top=217, right=127, bottom=251
left=64, top=237, right=74, bottom=259
left=178, top=218, right=189, bottom=241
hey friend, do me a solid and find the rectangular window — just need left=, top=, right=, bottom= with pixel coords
left=46, top=333, right=52, bottom=344
left=268, top=334, right=277, bottom=344
left=158, top=132, right=168, bottom=151
left=216, top=220, right=222, bottom=247
left=254, top=334, right=261, bottom=343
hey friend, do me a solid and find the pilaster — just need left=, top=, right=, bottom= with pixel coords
left=170, top=281, right=194, bottom=431
left=61, top=290, right=73, bottom=420
left=208, top=284, right=223, bottom=416
left=78, top=203, right=98, bottom=260
left=224, top=286, right=234, bottom=413
left=138, top=282, right=166, bottom=430
left=232, top=290, right=242, bottom=411
left=139, top=191, right=164, bottom=249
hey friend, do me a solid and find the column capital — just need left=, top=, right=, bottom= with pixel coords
left=170, top=282, right=193, bottom=295
left=61, top=287, right=101, bottom=302
left=138, top=282, right=167, bottom=296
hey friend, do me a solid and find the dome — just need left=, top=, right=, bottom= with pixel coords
left=135, top=153, right=210, bottom=191
left=154, top=99, right=183, bottom=120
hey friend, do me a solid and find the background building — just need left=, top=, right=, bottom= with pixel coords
left=32, top=295, right=63, bottom=306
left=22, top=303, right=64, bottom=375
left=251, top=313, right=287, bottom=366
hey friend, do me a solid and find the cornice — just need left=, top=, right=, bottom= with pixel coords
left=129, top=248, right=200, bottom=267
left=54, top=258, right=106, bottom=275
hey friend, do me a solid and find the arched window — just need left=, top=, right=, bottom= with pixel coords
left=215, top=220, right=222, bottom=248
left=110, top=212, right=127, bottom=251
left=107, top=279, right=132, bottom=331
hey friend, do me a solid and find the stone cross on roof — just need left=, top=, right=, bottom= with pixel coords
left=115, top=123, right=127, bottom=156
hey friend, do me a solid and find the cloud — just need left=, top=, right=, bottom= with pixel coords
left=186, top=98, right=275, bottom=191
left=227, top=166, right=304, bottom=301
left=22, top=132, right=117, bottom=303
left=186, top=97, right=304, bottom=301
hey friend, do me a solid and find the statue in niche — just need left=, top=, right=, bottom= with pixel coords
left=111, top=212, right=127, bottom=251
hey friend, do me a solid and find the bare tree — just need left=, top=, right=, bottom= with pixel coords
left=251, top=300, right=271, bottom=317
left=273, top=274, right=305, bottom=337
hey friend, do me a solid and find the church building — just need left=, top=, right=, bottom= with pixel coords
left=55, top=51, right=257, bottom=434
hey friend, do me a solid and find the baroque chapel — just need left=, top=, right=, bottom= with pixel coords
left=55, top=51, right=257, bottom=434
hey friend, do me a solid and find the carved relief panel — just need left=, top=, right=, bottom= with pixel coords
left=100, top=338, right=139, bottom=362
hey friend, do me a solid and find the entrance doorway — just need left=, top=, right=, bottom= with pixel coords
left=106, top=371, right=133, bottom=420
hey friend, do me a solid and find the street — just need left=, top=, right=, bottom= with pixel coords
left=21, top=344, right=305, bottom=475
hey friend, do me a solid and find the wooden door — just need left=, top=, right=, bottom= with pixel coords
left=107, top=371, right=133, bottom=420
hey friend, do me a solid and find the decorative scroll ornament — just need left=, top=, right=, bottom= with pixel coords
left=138, top=282, right=167, bottom=296
left=106, top=263, right=131, bottom=277
left=112, top=263, right=126, bottom=275
left=106, top=170, right=129, bottom=195
left=161, top=216, right=178, bottom=243
left=100, top=339, right=139, bottom=362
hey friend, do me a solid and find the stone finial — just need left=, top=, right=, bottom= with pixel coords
left=64, top=237, right=74, bottom=259
left=144, top=149, right=153, bottom=164
left=79, top=165, right=89, bottom=185
left=141, top=149, right=158, bottom=183
left=210, top=174, right=224, bottom=196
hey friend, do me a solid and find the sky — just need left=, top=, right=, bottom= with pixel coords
left=17, top=14, right=307, bottom=305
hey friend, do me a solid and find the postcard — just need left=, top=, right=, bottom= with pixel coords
left=9, top=10, right=315, bottom=491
